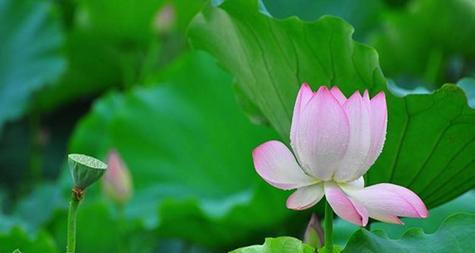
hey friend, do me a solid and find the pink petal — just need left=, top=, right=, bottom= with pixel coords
left=371, top=214, right=403, bottom=224
left=334, top=91, right=372, bottom=181
left=291, top=86, right=350, bottom=180
left=346, top=183, right=428, bottom=221
left=330, top=86, right=347, bottom=105
left=291, top=83, right=314, bottom=145
left=366, top=92, right=387, bottom=168
left=253, top=140, right=315, bottom=190
left=324, top=182, right=368, bottom=226
left=286, top=184, right=324, bottom=210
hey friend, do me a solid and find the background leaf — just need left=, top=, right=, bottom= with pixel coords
left=188, top=0, right=475, bottom=208
left=371, top=0, right=475, bottom=88
left=34, top=0, right=163, bottom=112
left=0, top=0, right=65, bottom=131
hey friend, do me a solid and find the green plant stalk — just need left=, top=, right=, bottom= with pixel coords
left=117, top=204, right=128, bottom=253
left=29, top=112, right=42, bottom=184
left=66, top=191, right=81, bottom=253
left=324, top=200, right=333, bottom=253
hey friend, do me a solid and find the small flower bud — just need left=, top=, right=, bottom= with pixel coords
left=68, top=154, right=107, bottom=190
left=103, top=150, right=133, bottom=204
left=154, top=4, right=175, bottom=35
left=304, top=214, right=323, bottom=248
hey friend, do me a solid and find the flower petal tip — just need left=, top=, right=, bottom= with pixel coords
left=286, top=203, right=307, bottom=211
left=360, top=219, right=368, bottom=227
left=419, top=208, right=429, bottom=219
left=373, top=91, right=386, bottom=101
left=330, top=86, right=347, bottom=104
left=286, top=197, right=312, bottom=210
left=347, top=90, right=363, bottom=101
left=330, top=86, right=341, bottom=92
left=412, top=197, right=429, bottom=218
left=300, top=83, right=311, bottom=90
left=317, top=85, right=330, bottom=93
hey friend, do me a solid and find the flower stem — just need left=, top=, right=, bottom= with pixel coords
left=324, top=200, right=333, bottom=253
left=66, top=190, right=82, bottom=253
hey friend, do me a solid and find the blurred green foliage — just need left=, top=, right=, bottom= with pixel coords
left=0, top=227, right=58, bottom=253
left=0, top=0, right=475, bottom=252
left=0, top=0, right=65, bottom=132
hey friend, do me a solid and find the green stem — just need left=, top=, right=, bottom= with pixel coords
left=66, top=191, right=81, bottom=253
left=324, top=201, right=333, bottom=253
left=117, top=204, right=128, bottom=253
left=29, top=112, right=42, bottom=184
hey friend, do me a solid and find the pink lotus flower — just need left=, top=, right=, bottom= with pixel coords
left=252, top=84, right=428, bottom=226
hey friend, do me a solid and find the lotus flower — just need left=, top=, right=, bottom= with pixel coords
left=252, top=84, right=428, bottom=226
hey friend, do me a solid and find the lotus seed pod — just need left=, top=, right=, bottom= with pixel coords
left=68, top=154, right=107, bottom=190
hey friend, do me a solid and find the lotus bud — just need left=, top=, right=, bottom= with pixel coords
left=304, top=214, right=323, bottom=248
left=154, top=4, right=175, bottom=35
left=103, top=150, right=133, bottom=204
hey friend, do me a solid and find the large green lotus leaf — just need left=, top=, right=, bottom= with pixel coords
left=188, top=0, right=475, bottom=208
left=342, top=213, right=475, bottom=252
left=230, top=237, right=314, bottom=253
left=69, top=52, right=296, bottom=247
left=0, top=227, right=58, bottom=253
left=0, top=0, right=65, bottom=131
left=372, top=0, right=475, bottom=88
left=189, top=0, right=388, bottom=141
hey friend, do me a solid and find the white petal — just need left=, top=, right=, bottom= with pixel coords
left=253, top=141, right=316, bottom=190
left=286, top=184, right=324, bottom=210
left=341, top=176, right=365, bottom=189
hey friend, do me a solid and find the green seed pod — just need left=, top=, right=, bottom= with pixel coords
left=68, top=154, right=107, bottom=190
